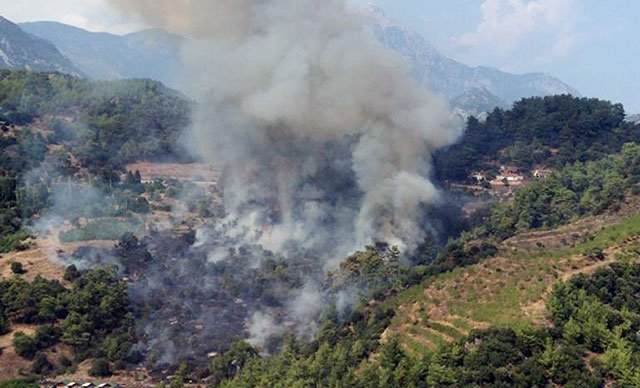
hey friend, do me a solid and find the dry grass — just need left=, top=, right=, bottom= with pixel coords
left=0, top=240, right=67, bottom=283
left=126, top=162, right=219, bottom=183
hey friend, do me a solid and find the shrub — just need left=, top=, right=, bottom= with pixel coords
left=63, top=265, right=80, bottom=282
left=59, top=218, right=141, bottom=243
left=13, top=332, right=38, bottom=359
left=10, top=261, right=25, bottom=275
left=0, top=378, right=39, bottom=387
left=0, top=313, right=9, bottom=335
left=34, top=325, right=60, bottom=349
left=31, top=352, right=53, bottom=375
left=0, top=231, right=30, bottom=253
left=88, top=358, right=112, bottom=377
left=58, top=353, right=72, bottom=368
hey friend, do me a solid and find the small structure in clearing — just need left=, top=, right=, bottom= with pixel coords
left=490, top=166, right=525, bottom=186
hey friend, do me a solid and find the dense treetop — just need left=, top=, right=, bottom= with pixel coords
left=436, top=94, right=638, bottom=181
left=0, top=69, right=191, bottom=169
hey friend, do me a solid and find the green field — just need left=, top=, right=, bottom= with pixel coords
left=59, top=218, right=142, bottom=242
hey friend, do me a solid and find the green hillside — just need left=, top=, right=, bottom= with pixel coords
left=1, top=70, right=640, bottom=386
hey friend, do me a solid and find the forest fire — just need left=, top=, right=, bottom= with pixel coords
left=96, top=0, right=462, bottom=367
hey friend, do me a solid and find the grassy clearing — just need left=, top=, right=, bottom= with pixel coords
left=59, top=218, right=142, bottom=242
left=428, top=321, right=466, bottom=340
left=401, top=335, right=432, bottom=359
left=450, top=317, right=475, bottom=333
left=410, top=326, right=447, bottom=348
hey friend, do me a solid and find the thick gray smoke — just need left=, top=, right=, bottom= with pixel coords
left=107, top=0, right=459, bottom=256
left=106, top=0, right=461, bottom=351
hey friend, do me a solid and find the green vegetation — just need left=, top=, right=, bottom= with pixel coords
left=548, top=262, right=640, bottom=385
left=59, top=218, right=142, bottom=242
left=211, top=141, right=640, bottom=386
left=63, top=264, right=80, bottom=282
left=216, top=303, right=397, bottom=387
left=436, top=94, right=638, bottom=181
left=486, top=142, right=640, bottom=238
left=209, top=341, right=259, bottom=385
left=1, top=68, right=639, bottom=386
left=0, top=267, right=137, bottom=371
left=0, top=230, right=30, bottom=253
left=217, top=263, right=640, bottom=387
left=89, top=357, right=113, bottom=377
left=0, top=69, right=190, bottom=253
left=0, top=378, right=38, bottom=388
left=0, top=69, right=190, bottom=167
left=386, top=210, right=640, bottom=354
left=30, top=352, right=53, bottom=375
left=12, top=332, right=38, bottom=359
left=10, top=261, right=26, bottom=275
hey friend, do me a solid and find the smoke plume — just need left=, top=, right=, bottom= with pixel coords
left=107, top=0, right=459, bottom=256
left=100, top=0, right=463, bottom=354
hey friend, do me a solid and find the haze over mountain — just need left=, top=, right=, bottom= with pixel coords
left=17, top=7, right=577, bottom=116
left=450, top=87, right=508, bottom=122
left=20, top=21, right=182, bottom=88
left=0, top=16, right=82, bottom=76
left=359, top=5, right=578, bottom=104
left=627, top=114, right=640, bottom=125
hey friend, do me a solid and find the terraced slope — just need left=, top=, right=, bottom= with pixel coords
left=384, top=211, right=640, bottom=359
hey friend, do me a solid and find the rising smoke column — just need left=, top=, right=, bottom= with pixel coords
left=107, top=0, right=460, bottom=256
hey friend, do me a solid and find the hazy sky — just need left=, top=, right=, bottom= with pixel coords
left=1, top=0, right=639, bottom=113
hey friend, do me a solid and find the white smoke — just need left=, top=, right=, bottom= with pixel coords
left=246, top=311, right=284, bottom=348
left=107, top=0, right=459, bottom=256
left=107, top=0, right=461, bottom=348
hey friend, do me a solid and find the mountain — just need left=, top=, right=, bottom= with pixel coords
left=0, top=16, right=82, bottom=76
left=626, top=114, right=640, bottom=124
left=450, top=87, right=508, bottom=122
left=19, top=6, right=577, bottom=108
left=358, top=5, right=579, bottom=104
left=20, top=21, right=183, bottom=87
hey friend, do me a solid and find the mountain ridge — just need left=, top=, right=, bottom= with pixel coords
left=0, top=16, right=82, bottom=76
left=626, top=113, right=640, bottom=124
left=450, top=87, right=509, bottom=122
left=21, top=8, right=578, bottom=108
left=358, top=4, right=579, bottom=103
left=20, top=20, right=183, bottom=87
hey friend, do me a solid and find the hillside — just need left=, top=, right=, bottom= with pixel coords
left=0, top=17, right=82, bottom=76
left=0, top=69, right=196, bottom=384
left=0, top=0, right=636, bottom=386
left=216, top=174, right=640, bottom=387
left=385, top=204, right=640, bottom=356
left=435, top=94, right=637, bottom=182
left=359, top=5, right=579, bottom=103
left=20, top=22, right=183, bottom=87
